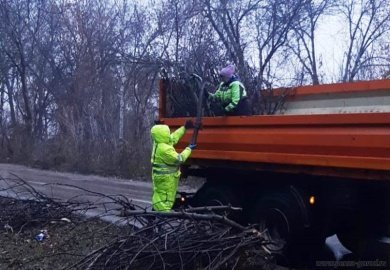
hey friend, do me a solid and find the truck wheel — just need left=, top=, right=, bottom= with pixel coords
left=192, top=183, right=242, bottom=222
left=250, top=192, right=306, bottom=265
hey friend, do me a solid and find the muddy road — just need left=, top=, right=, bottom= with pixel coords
left=0, top=163, right=153, bottom=208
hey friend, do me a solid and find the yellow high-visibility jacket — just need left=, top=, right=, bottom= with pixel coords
left=150, top=124, right=191, bottom=211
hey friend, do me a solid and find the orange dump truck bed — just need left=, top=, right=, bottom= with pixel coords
left=159, top=79, right=390, bottom=181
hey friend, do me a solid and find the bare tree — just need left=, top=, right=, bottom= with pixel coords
left=202, top=0, right=263, bottom=78
left=289, top=0, right=336, bottom=85
left=0, top=0, right=59, bottom=162
left=339, top=0, right=390, bottom=82
left=253, top=0, right=308, bottom=84
left=0, top=1, right=35, bottom=136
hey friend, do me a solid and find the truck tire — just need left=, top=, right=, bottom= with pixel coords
left=192, top=183, right=242, bottom=222
left=249, top=191, right=310, bottom=266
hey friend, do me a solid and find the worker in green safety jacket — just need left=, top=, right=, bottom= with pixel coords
left=205, top=64, right=251, bottom=116
left=150, top=120, right=196, bottom=212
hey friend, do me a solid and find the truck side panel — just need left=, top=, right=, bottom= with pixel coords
left=162, top=113, right=390, bottom=179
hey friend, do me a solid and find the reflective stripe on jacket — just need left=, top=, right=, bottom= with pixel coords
left=210, top=80, right=247, bottom=112
left=150, top=124, right=191, bottom=212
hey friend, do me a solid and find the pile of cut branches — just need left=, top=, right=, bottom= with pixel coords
left=70, top=208, right=272, bottom=270
left=0, top=175, right=276, bottom=270
left=161, top=70, right=295, bottom=118
left=0, top=175, right=75, bottom=233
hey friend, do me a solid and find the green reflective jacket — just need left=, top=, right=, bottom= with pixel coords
left=209, top=80, right=246, bottom=112
left=150, top=125, right=191, bottom=212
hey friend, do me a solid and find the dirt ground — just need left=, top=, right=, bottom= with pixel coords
left=0, top=165, right=285, bottom=270
left=0, top=197, right=129, bottom=270
left=0, top=197, right=282, bottom=270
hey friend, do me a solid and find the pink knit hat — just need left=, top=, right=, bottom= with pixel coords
left=219, top=64, right=235, bottom=78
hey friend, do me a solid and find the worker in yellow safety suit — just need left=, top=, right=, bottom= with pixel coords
left=150, top=120, right=196, bottom=211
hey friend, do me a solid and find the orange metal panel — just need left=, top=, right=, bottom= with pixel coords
left=162, top=113, right=390, bottom=176
left=162, top=113, right=390, bottom=126
left=189, top=150, right=390, bottom=171
left=284, top=79, right=390, bottom=97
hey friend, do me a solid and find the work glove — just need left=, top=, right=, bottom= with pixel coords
left=184, top=119, right=194, bottom=129
left=188, top=144, right=197, bottom=150
left=224, top=105, right=233, bottom=113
